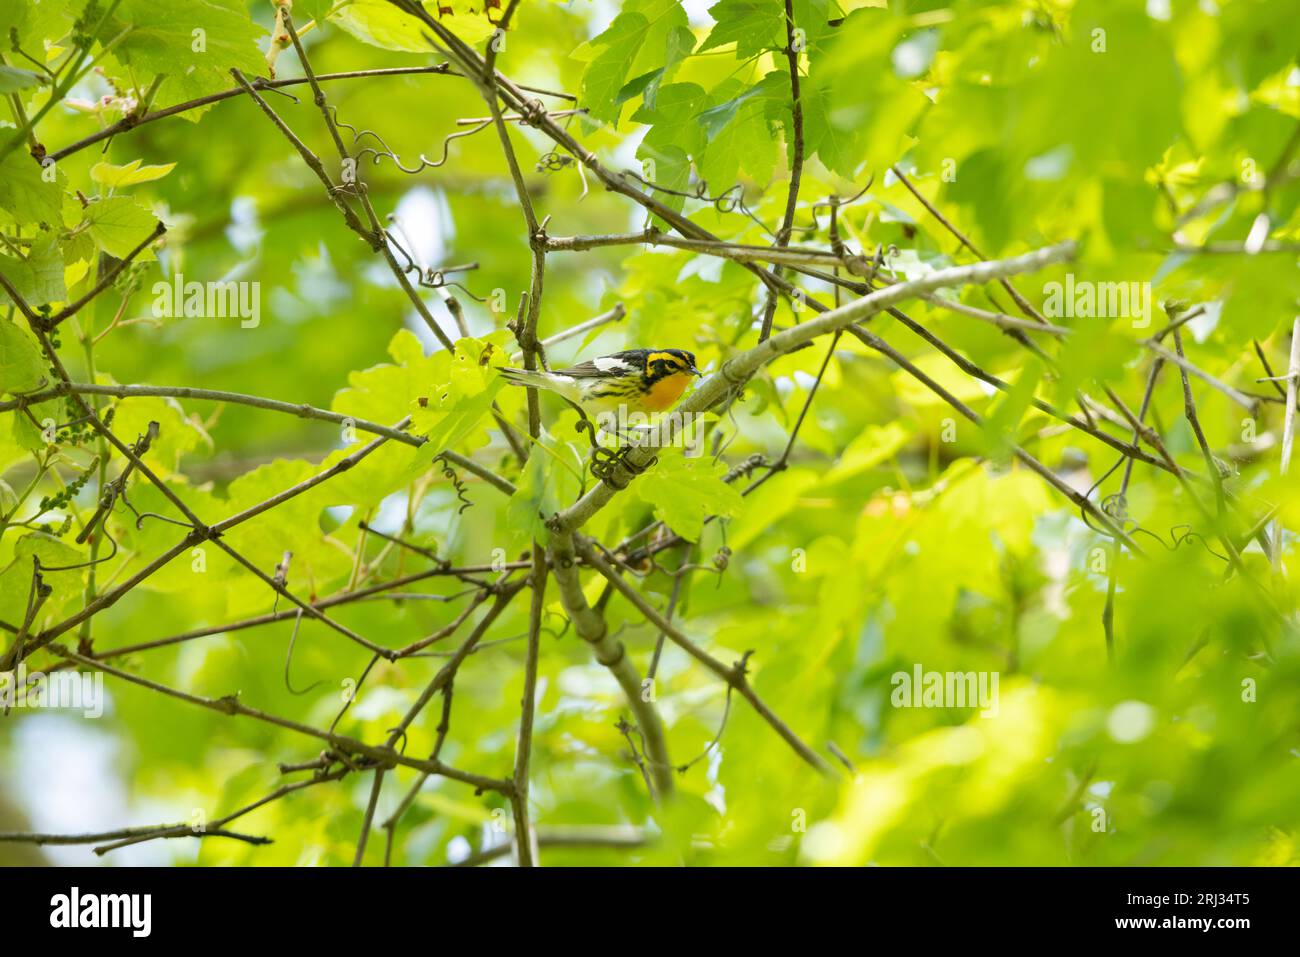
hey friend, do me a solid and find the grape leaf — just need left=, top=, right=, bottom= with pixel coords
left=106, top=0, right=267, bottom=115
left=109, top=395, right=212, bottom=477
left=84, top=197, right=160, bottom=259
left=90, top=159, right=177, bottom=189
left=330, top=0, right=495, bottom=51
left=0, top=235, right=66, bottom=307
left=506, top=426, right=584, bottom=544
left=0, top=65, right=44, bottom=94
left=410, top=338, right=508, bottom=455
left=635, top=449, right=744, bottom=542
left=0, top=319, right=48, bottom=396
left=0, top=152, right=62, bottom=226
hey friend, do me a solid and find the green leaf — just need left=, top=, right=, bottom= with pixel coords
left=506, top=426, right=584, bottom=544
left=14, top=530, right=85, bottom=573
left=636, top=144, right=692, bottom=214
left=635, top=449, right=744, bottom=542
left=636, top=82, right=712, bottom=208
left=979, top=360, right=1044, bottom=463
left=334, top=328, right=440, bottom=427
left=823, top=422, right=911, bottom=485
left=579, top=0, right=693, bottom=124
left=0, top=234, right=66, bottom=307
left=8, top=406, right=45, bottom=451
left=294, top=0, right=338, bottom=22
left=90, top=159, right=177, bottom=189
left=698, top=85, right=767, bottom=139
left=0, top=2, right=74, bottom=55
left=330, top=0, right=494, bottom=51
left=944, top=148, right=1013, bottom=252
left=697, top=76, right=784, bottom=189
left=410, top=339, right=508, bottom=455
left=1012, top=5, right=1182, bottom=174
left=617, top=68, right=665, bottom=107
left=805, top=14, right=927, bottom=178
left=109, top=394, right=212, bottom=477
left=634, top=81, right=711, bottom=140
left=0, top=65, right=44, bottom=93
left=0, top=151, right=61, bottom=226
left=579, top=13, right=651, bottom=124
left=84, top=197, right=160, bottom=259
left=329, top=0, right=434, bottom=51
left=700, top=0, right=784, bottom=58
left=107, top=0, right=268, bottom=115
left=0, top=319, right=48, bottom=396
left=216, top=457, right=351, bottom=590
left=801, top=75, right=865, bottom=178
left=793, top=0, right=833, bottom=51
left=727, top=467, right=818, bottom=550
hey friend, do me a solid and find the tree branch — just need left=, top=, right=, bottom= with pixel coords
left=548, top=534, right=674, bottom=797
left=575, top=537, right=832, bottom=775
left=551, top=241, right=1077, bottom=536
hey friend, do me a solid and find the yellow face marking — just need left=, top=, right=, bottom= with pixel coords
left=642, top=371, right=692, bottom=412
left=646, top=351, right=684, bottom=372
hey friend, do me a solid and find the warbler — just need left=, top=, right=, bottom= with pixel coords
left=499, top=348, right=702, bottom=416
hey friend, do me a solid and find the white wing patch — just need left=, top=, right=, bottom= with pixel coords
left=593, top=356, right=633, bottom=374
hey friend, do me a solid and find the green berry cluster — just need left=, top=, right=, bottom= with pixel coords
left=71, top=1, right=103, bottom=48
left=37, top=463, right=95, bottom=520
left=56, top=393, right=90, bottom=445
left=38, top=514, right=75, bottom=538
left=115, top=260, right=148, bottom=295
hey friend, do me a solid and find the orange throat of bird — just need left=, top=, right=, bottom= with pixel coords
left=641, top=371, right=692, bottom=412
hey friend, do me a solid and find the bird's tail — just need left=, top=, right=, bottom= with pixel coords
left=498, top=367, right=556, bottom=392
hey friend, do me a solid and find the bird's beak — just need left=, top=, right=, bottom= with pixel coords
left=689, top=365, right=703, bottom=377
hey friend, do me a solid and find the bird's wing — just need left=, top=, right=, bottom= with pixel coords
left=555, top=354, right=640, bottom=379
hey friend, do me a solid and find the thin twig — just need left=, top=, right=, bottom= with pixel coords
left=1274, top=319, right=1300, bottom=568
